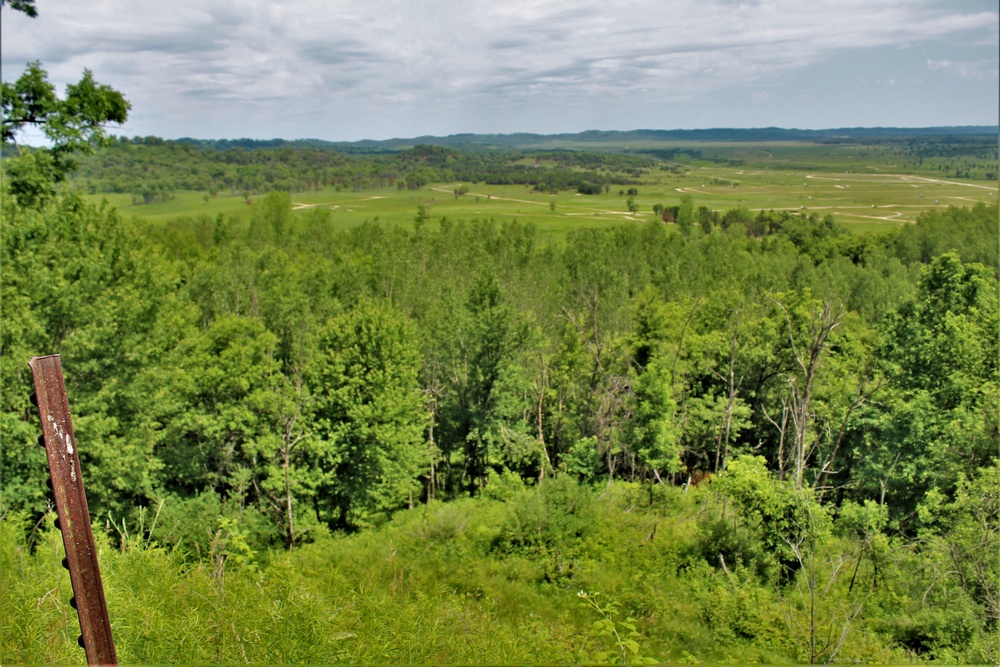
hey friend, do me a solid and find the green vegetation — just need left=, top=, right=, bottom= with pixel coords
left=62, top=134, right=997, bottom=237
left=1, top=63, right=998, bottom=662
left=3, top=467, right=997, bottom=664
left=1, top=168, right=997, bottom=661
left=1, top=62, right=129, bottom=208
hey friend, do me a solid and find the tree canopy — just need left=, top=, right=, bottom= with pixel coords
left=1, top=62, right=130, bottom=207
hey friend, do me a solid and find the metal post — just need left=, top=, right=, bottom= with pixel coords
left=29, top=355, right=118, bottom=667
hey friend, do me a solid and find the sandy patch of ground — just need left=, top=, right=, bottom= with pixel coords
left=806, top=173, right=998, bottom=192
left=431, top=185, right=550, bottom=207
left=292, top=195, right=387, bottom=210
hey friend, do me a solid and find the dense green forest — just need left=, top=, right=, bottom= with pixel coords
left=66, top=138, right=657, bottom=203
left=2, top=143, right=998, bottom=662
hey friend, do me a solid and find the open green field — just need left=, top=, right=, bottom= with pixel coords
left=89, top=164, right=998, bottom=239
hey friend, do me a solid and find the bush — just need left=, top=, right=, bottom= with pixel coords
left=694, top=455, right=830, bottom=583
left=147, top=491, right=278, bottom=559
left=494, top=475, right=596, bottom=553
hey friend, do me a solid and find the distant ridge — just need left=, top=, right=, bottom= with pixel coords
left=177, top=126, right=999, bottom=152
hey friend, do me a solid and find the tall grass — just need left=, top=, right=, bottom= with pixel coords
left=2, top=477, right=987, bottom=664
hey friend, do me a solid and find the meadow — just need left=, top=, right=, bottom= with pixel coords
left=6, top=472, right=997, bottom=665
left=86, top=163, right=998, bottom=239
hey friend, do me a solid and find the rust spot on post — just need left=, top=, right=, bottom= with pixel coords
left=29, top=355, right=118, bottom=667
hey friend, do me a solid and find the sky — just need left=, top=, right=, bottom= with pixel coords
left=2, top=0, right=998, bottom=142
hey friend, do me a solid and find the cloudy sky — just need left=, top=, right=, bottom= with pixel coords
left=2, top=0, right=997, bottom=141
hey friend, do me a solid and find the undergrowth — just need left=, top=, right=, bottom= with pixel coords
left=2, top=470, right=996, bottom=664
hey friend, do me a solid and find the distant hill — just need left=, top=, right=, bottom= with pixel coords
left=175, top=126, right=999, bottom=152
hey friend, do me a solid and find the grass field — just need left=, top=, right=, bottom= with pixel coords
left=86, top=162, right=998, bottom=240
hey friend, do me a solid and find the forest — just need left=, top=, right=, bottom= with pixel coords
left=66, top=138, right=658, bottom=203
left=1, top=75, right=999, bottom=661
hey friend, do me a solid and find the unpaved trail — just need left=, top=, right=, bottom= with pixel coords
left=806, top=174, right=998, bottom=191
left=431, top=184, right=637, bottom=218
left=292, top=196, right=387, bottom=210
left=431, top=185, right=549, bottom=207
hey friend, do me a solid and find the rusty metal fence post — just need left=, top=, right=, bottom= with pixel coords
left=29, top=354, right=118, bottom=667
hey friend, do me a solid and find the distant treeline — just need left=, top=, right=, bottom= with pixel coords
left=173, top=125, right=1000, bottom=151
left=72, top=140, right=652, bottom=200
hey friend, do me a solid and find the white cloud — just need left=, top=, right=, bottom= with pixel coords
left=2, top=0, right=997, bottom=138
left=927, top=58, right=1000, bottom=79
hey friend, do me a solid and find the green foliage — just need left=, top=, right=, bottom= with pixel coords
left=147, top=491, right=277, bottom=559
left=435, top=269, right=534, bottom=492
left=849, top=252, right=999, bottom=519
left=677, top=194, right=695, bottom=236
left=576, top=592, right=658, bottom=665
left=893, top=202, right=999, bottom=271
left=562, top=437, right=603, bottom=480
left=2, top=132, right=998, bottom=663
left=2, top=150, right=59, bottom=208
left=2, top=62, right=129, bottom=207
left=628, top=356, right=682, bottom=476
left=309, top=300, right=428, bottom=528
left=835, top=498, right=888, bottom=538
left=496, top=475, right=596, bottom=553
left=1, top=0, right=38, bottom=17
left=698, top=455, right=830, bottom=582
left=908, top=462, right=1000, bottom=662
left=3, top=478, right=956, bottom=665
